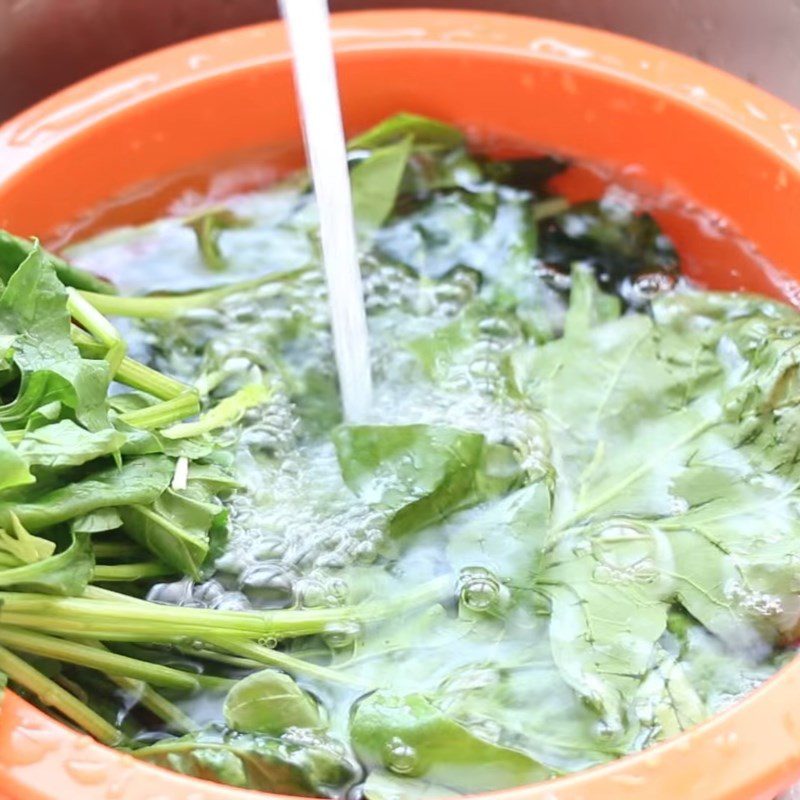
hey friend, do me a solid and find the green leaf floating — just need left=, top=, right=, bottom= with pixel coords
left=224, top=669, right=322, bottom=735
left=507, top=267, right=800, bottom=735
left=333, top=423, right=524, bottom=536
left=350, top=690, right=552, bottom=793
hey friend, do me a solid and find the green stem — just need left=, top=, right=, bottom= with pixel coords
left=72, top=326, right=189, bottom=401
left=91, top=542, right=148, bottom=560
left=178, top=647, right=262, bottom=670
left=206, top=638, right=370, bottom=689
left=0, top=628, right=198, bottom=690
left=115, top=359, right=189, bottom=401
left=114, top=675, right=198, bottom=733
left=117, top=391, right=200, bottom=430
left=0, top=643, right=122, bottom=745
left=67, top=288, right=126, bottom=376
left=532, top=196, right=570, bottom=221
left=79, top=266, right=311, bottom=320
left=0, top=577, right=450, bottom=642
left=162, top=383, right=271, bottom=440
left=93, top=562, right=174, bottom=582
left=85, top=639, right=198, bottom=733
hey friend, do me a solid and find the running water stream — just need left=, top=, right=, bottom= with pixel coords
left=279, top=0, right=373, bottom=422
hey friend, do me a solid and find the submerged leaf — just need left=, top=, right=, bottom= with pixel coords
left=363, top=770, right=460, bottom=800
left=351, top=690, right=552, bottom=792
left=333, top=423, right=523, bottom=536
left=224, top=669, right=322, bottom=735
left=135, top=726, right=360, bottom=797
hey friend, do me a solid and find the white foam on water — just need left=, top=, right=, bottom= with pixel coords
left=279, top=0, right=373, bottom=421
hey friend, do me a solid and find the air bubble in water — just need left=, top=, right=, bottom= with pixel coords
left=384, top=737, right=418, bottom=775
left=322, top=621, right=362, bottom=649
left=458, top=566, right=504, bottom=612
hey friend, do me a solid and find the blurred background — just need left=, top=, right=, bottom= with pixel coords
left=1, top=0, right=799, bottom=121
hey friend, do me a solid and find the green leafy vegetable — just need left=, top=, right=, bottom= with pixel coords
left=0, top=243, right=111, bottom=430
left=3, top=113, right=799, bottom=800
left=0, top=430, right=34, bottom=491
left=351, top=690, right=552, bottom=792
left=0, top=531, right=93, bottom=595
left=349, top=114, right=464, bottom=151
left=224, top=669, right=322, bottom=734
left=333, top=423, right=523, bottom=536
left=16, top=420, right=127, bottom=467
left=135, top=726, right=360, bottom=797
left=351, top=136, right=413, bottom=230
left=0, top=230, right=115, bottom=294
left=0, top=455, right=174, bottom=532
left=119, top=479, right=226, bottom=579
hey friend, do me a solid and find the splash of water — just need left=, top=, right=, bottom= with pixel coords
left=280, top=0, right=373, bottom=421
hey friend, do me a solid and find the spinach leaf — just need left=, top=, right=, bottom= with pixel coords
left=0, top=230, right=115, bottom=295
left=0, top=531, right=93, bottom=595
left=71, top=507, right=123, bottom=535
left=444, top=482, right=551, bottom=587
left=120, top=474, right=227, bottom=579
left=562, top=262, right=622, bottom=336
left=224, top=669, right=322, bottom=735
left=632, top=646, right=705, bottom=744
left=0, top=455, right=174, bottom=531
left=350, top=690, right=552, bottom=792
left=333, top=423, right=523, bottom=536
left=351, top=136, right=413, bottom=230
left=538, top=523, right=674, bottom=734
left=0, top=243, right=110, bottom=430
left=0, top=430, right=34, bottom=491
left=0, top=512, right=55, bottom=565
left=16, top=420, right=127, bottom=468
left=349, top=114, right=464, bottom=151
left=512, top=276, right=720, bottom=528
left=363, top=770, right=460, bottom=800
left=433, top=658, right=626, bottom=772
left=135, top=725, right=360, bottom=797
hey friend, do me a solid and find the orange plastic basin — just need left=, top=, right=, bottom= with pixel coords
left=1, top=9, right=800, bottom=800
